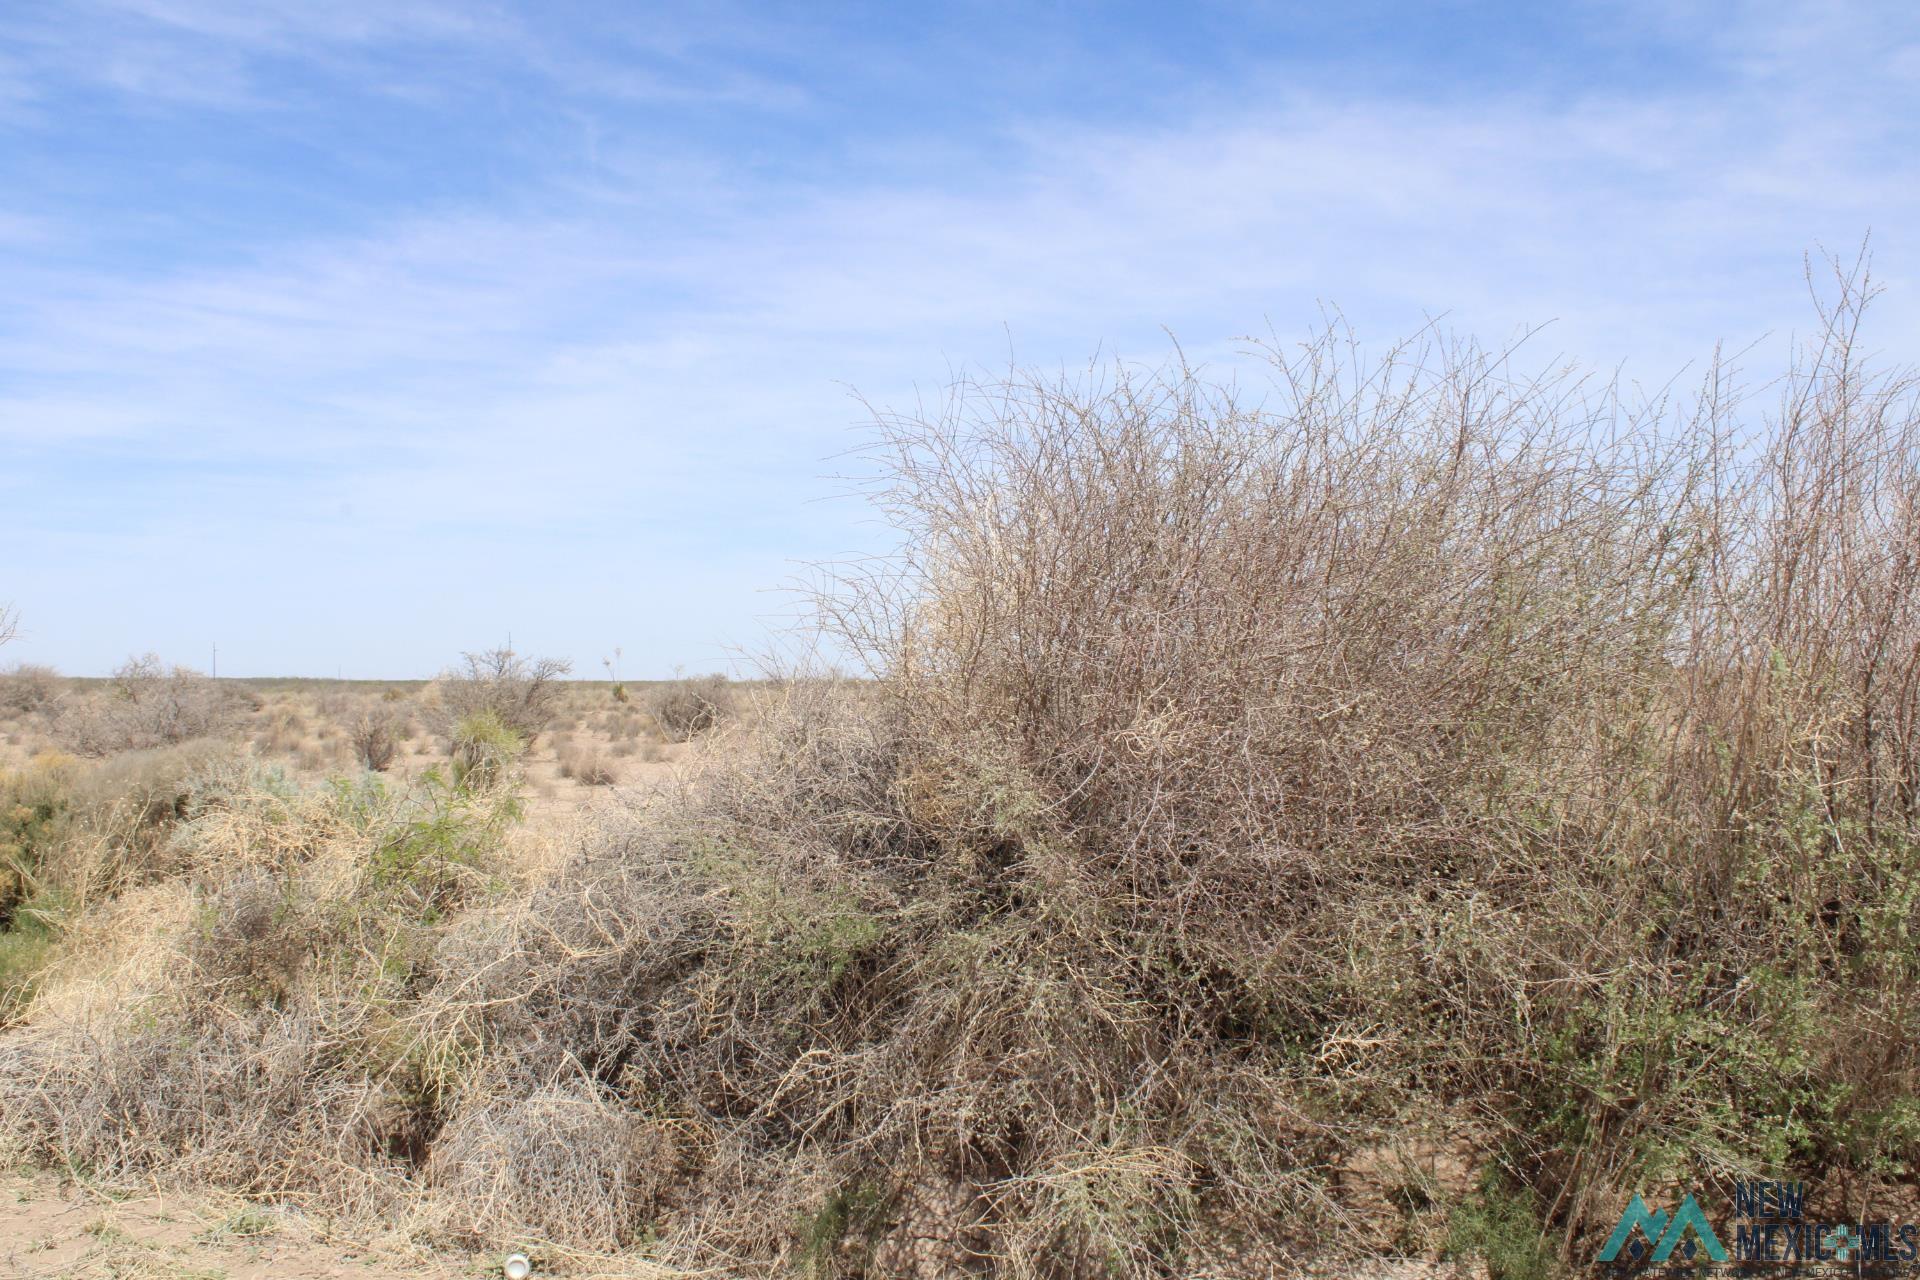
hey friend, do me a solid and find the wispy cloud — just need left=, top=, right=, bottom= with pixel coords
left=1, top=1, right=1916, bottom=674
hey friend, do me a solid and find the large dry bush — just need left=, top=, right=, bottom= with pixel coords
left=501, top=267, right=1916, bottom=1271
left=646, top=672, right=735, bottom=741
left=56, top=655, right=243, bottom=756
left=0, top=663, right=61, bottom=716
left=432, top=647, right=572, bottom=746
left=6, top=266, right=1920, bottom=1276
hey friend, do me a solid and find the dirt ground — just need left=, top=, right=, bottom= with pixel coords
left=0, top=1171, right=695, bottom=1277
left=0, top=1171, right=1484, bottom=1280
left=1, top=1172, right=485, bottom=1279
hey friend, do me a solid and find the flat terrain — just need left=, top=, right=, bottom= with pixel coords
left=0, top=676, right=695, bottom=820
left=3, top=1173, right=482, bottom=1280
left=1, top=1173, right=705, bottom=1279
left=0, top=1172, right=1482, bottom=1279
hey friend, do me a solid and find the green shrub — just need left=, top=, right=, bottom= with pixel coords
left=0, top=754, right=75, bottom=925
left=1446, top=1175, right=1558, bottom=1280
left=450, top=710, right=522, bottom=791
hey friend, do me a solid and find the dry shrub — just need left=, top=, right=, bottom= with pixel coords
left=450, top=710, right=523, bottom=791
left=432, top=647, right=571, bottom=747
left=426, top=1077, right=679, bottom=1249
left=50, top=741, right=247, bottom=905
left=646, top=673, right=734, bottom=741
left=557, top=742, right=618, bottom=786
left=252, top=704, right=307, bottom=756
left=57, top=655, right=243, bottom=756
left=7, top=267, right=1920, bottom=1276
left=0, top=757, right=519, bottom=1205
left=0, top=663, right=61, bottom=716
left=316, top=691, right=356, bottom=721
left=295, top=742, right=343, bottom=773
left=348, top=705, right=404, bottom=772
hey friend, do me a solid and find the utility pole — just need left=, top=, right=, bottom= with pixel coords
left=211, top=642, right=218, bottom=680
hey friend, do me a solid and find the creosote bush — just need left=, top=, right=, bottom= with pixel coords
left=5, top=267, right=1920, bottom=1277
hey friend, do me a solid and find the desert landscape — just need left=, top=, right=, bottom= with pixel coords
left=6, top=288, right=1920, bottom=1277
left=7, top=4, right=1919, bottom=1277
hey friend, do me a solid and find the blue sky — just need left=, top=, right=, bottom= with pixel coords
left=2, top=1, right=1917, bottom=677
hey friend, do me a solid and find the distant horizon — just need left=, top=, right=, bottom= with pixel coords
left=6, top=1, right=1918, bottom=677
left=49, top=670, right=754, bottom=684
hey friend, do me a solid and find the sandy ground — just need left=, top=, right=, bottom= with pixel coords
left=1, top=1166, right=702, bottom=1279
left=0, top=1173, right=487, bottom=1279
left=0, top=1171, right=1483, bottom=1280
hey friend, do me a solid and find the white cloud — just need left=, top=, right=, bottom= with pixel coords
left=1, top=2, right=1916, bottom=673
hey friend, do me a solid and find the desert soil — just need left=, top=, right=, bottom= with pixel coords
left=1, top=1172, right=483, bottom=1279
